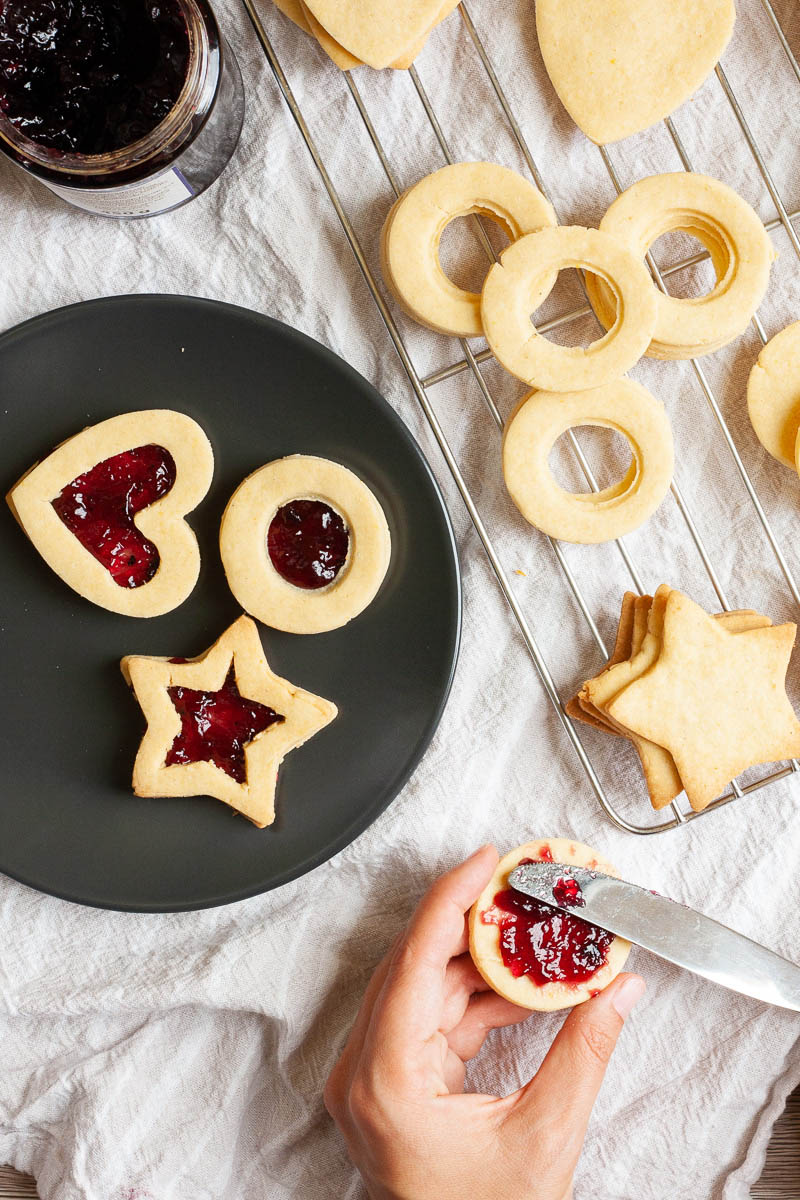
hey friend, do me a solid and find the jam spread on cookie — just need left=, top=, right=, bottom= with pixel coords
left=268, top=500, right=349, bottom=590
left=0, top=0, right=190, bottom=155
left=52, top=444, right=176, bottom=588
left=482, top=858, right=612, bottom=985
left=166, top=666, right=285, bottom=784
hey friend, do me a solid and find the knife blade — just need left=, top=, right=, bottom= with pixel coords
left=508, top=861, right=800, bottom=1012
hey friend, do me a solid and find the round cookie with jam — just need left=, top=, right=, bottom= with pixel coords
left=220, top=455, right=391, bottom=635
left=469, top=838, right=631, bottom=1012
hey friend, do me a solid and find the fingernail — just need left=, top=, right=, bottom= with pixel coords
left=466, top=844, right=492, bottom=861
left=611, top=975, right=646, bottom=1020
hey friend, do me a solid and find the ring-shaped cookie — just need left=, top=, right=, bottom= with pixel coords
left=220, top=455, right=391, bottom=635
left=481, top=226, right=657, bottom=391
left=586, top=173, right=775, bottom=360
left=380, top=162, right=557, bottom=337
left=747, top=321, right=800, bottom=470
left=469, top=839, right=632, bottom=1012
left=502, top=380, right=674, bottom=543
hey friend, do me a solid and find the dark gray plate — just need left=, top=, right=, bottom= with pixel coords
left=0, top=295, right=460, bottom=912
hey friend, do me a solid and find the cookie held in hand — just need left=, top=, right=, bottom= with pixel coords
left=469, top=839, right=631, bottom=1012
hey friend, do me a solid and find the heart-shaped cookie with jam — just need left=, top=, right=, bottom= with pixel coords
left=301, top=0, right=445, bottom=68
left=536, top=0, right=735, bottom=144
left=7, top=410, right=214, bottom=618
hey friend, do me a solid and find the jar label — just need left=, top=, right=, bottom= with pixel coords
left=40, top=167, right=195, bottom=218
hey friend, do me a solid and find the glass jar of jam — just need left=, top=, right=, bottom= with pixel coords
left=0, top=0, right=245, bottom=218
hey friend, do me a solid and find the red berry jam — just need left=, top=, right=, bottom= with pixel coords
left=268, top=500, right=349, bottom=590
left=52, top=444, right=176, bottom=589
left=0, top=0, right=190, bottom=156
left=482, top=859, right=612, bottom=986
left=552, top=875, right=584, bottom=908
left=166, top=666, right=284, bottom=784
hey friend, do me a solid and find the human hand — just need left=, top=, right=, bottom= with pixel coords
left=324, top=844, right=645, bottom=1200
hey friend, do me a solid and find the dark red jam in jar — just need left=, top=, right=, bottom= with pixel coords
left=482, top=858, right=613, bottom=986
left=166, top=666, right=285, bottom=783
left=0, top=0, right=244, bottom=217
left=268, top=500, right=350, bottom=590
left=52, top=443, right=176, bottom=588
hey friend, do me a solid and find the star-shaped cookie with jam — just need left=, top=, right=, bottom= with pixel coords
left=607, top=589, right=800, bottom=811
left=121, top=615, right=337, bottom=828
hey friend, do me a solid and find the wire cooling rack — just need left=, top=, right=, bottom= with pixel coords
left=241, top=0, right=800, bottom=835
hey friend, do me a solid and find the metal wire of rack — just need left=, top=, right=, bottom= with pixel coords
left=241, top=0, right=800, bottom=835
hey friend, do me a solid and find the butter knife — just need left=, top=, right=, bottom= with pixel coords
left=508, top=861, right=800, bottom=1012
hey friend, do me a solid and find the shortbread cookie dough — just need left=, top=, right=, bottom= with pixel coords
left=536, top=0, right=736, bottom=144
left=381, top=163, right=557, bottom=337
left=586, top=174, right=774, bottom=360
left=7, top=410, right=213, bottom=618
left=747, top=321, right=800, bottom=469
left=482, top=226, right=657, bottom=390
left=302, top=0, right=443, bottom=68
left=122, top=615, right=337, bottom=828
left=502, top=380, right=673, bottom=543
left=469, top=839, right=631, bottom=1012
left=220, top=455, right=391, bottom=635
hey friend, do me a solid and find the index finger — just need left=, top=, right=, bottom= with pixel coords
left=363, top=844, right=499, bottom=1070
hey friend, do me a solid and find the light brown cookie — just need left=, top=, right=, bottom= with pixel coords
left=481, top=226, right=657, bottom=391
left=7, top=410, right=213, bottom=618
left=469, top=838, right=631, bottom=1012
left=564, top=591, right=638, bottom=730
left=536, top=0, right=735, bottom=144
left=747, top=320, right=800, bottom=470
left=301, top=0, right=443, bottom=68
left=502, top=381, right=674, bottom=543
left=122, top=615, right=337, bottom=828
left=381, top=162, right=557, bottom=337
left=586, top=174, right=774, bottom=360
left=220, top=455, right=391, bottom=635
left=608, top=589, right=800, bottom=811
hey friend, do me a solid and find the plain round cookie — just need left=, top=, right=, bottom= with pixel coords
left=747, top=321, right=800, bottom=470
left=586, top=173, right=774, bottom=360
left=219, top=455, right=391, bottom=635
left=469, top=839, right=632, bottom=1012
left=381, top=162, right=557, bottom=337
left=502, top=381, right=674, bottom=543
left=481, top=226, right=657, bottom=391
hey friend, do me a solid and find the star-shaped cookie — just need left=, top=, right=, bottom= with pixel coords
left=608, top=589, right=800, bottom=811
left=121, top=615, right=338, bottom=828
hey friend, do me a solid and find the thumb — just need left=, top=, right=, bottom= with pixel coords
left=507, top=973, right=645, bottom=1148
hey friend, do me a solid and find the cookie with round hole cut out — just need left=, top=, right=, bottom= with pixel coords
left=220, top=455, right=391, bottom=635
left=502, top=380, right=673, bottom=543
left=7, top=410, right=213, bottom=618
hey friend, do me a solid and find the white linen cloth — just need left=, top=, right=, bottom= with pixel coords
left=1, top=1, right=799, bottom=1196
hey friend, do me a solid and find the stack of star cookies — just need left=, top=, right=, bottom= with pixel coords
left=273, top=0, right=459, bottom=70
left=567, top=586, right=800, bottom=811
